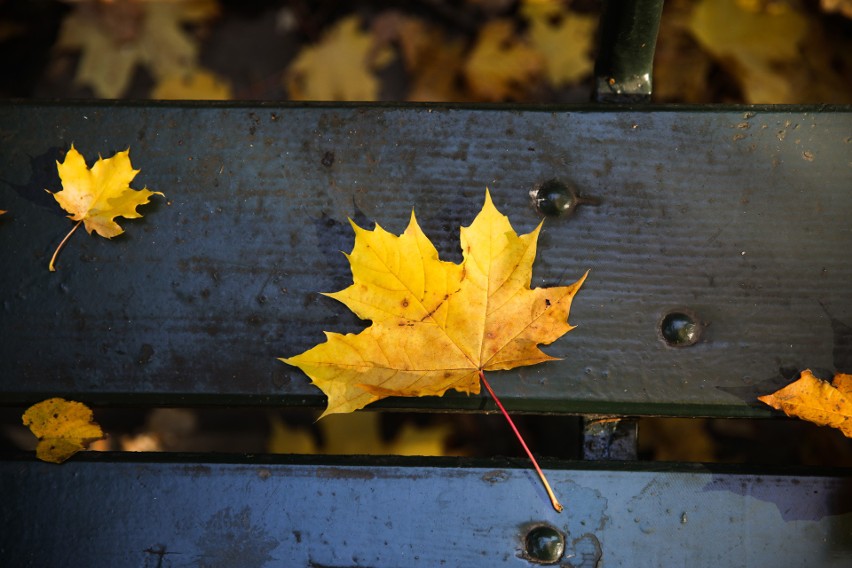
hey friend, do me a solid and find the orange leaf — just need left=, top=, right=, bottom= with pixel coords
left=282, top=190, right=586, bottom=418
left=22, top=398, right=104, bottom=463
left=758, top=369, right=852, bottom=437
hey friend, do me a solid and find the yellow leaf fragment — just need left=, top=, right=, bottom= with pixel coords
left=285, top=16, right=393, bottom=101
left=22, top=398, right=104, bottom=463
left=48, top=145, right=163, bottom=271
left=282, top=190, right=586, bottom=418
left=688, top=0, right=808, bottom=103
left=758, top=369, right=852, bottom=437
left=268, top=412, right=453, bottom=456
left=464, top=19, right=545, bottom=101
left=521, top=0, right=597, bottom=87
left=152, top=69, right=233, bottom=100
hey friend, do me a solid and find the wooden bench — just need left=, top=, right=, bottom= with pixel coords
left=2, top=5, right=851, bottom=567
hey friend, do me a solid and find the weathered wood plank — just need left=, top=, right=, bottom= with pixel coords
left=1, top=102, right=850, bottom=416
left=1, top=455, right=850, bottom=567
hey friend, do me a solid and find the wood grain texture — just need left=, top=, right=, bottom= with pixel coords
left=1, top=102, right=850, bottom=416
left=2, top=456, right=850, bottom=566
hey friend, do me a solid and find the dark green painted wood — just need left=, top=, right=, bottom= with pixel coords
left=1, top=454, right=850, bottom=567
left=594, top=0, right=665, bottom=102
left=1, top=102, right=851, bottom=417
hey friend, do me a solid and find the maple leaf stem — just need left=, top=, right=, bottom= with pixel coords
left=479, top=370, right=563, bottom=513
left=49, top=219, right=83, bottom=272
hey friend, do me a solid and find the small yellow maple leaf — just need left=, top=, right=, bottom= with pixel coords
left=282, top=190, right=586, bottom=418
left=464, top=19, right=545, bottom=101
left=521, top=0, right=597, bottom=87
left=285, top=16, right=393, bottom=101
left=758, top=369, right=852, bottom=437
left=48, top=144, right=163, bottom=271
left=22, top=398, right=104, bottom=463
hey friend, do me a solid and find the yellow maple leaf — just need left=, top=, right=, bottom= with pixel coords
left=282, top=190, right=586, bottom=418
left=48, top=144, right=163, bottom=271
left=285, top=16, right=393, bottom=101
left=521, top=0, right=597, bottom=87
left=55, top=0, right=219, bottom=98
left=22, top=398, right=104, bottom=463
left=464, top=19, right=545, bottom=101
left=758, top=369, right=852, bottom=437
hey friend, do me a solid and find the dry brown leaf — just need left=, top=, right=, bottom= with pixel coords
left=651, top=0, right=715, bottom=102
left=758, top=369, right=852, bottom=437
left=22, top=398, right=104, bottom=463
left=464, top=19, right=545, bottom=101
left=521, top=0, right=597, bottom=87
left=55, top=0, right=219, bottom=98
left=285, top=16, right=393, bottom=101
left=373, top=12, right=467, bottom=102
left=152, top=69, right=232, bottom=100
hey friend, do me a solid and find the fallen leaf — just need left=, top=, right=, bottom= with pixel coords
left=285, top=16, right=393, bottom=101
left=464, top=19, right=545, bottom=101
left=48, top=144, right=163, bottom=271
left=372, top=12, right=467, bottom=102
left=55, top=0, right=220, bottom=98
left=268, top=412, right=453, bottom=456
left=651, top=0, right=716, bottom=103
left=282, top=190, right=586, bottom=418
left=758, top=369, right=852, bottom=437
left=22, top=398, right=104, bottom=463
left=521, top=0, right=597, bottom=87
left=820, top=0, right=852, bottom=18
left=152, top=69, right=232, bottom=100
left=688, top=0, right=808, bottom=103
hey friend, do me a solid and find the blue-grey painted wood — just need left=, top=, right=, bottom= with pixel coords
left=1, top=455, right=850, bottom=567
left=1, top=102, right=851, bottom=416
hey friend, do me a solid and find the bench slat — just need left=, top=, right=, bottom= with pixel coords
left=1, top=456, right=850, bottom=567
left=1, top=103, right=850, bottom=416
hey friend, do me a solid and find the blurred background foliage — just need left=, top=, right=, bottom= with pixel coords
left=1, top=0, right=850, bottom=103
left=1, top=0, right=851, bottom=464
